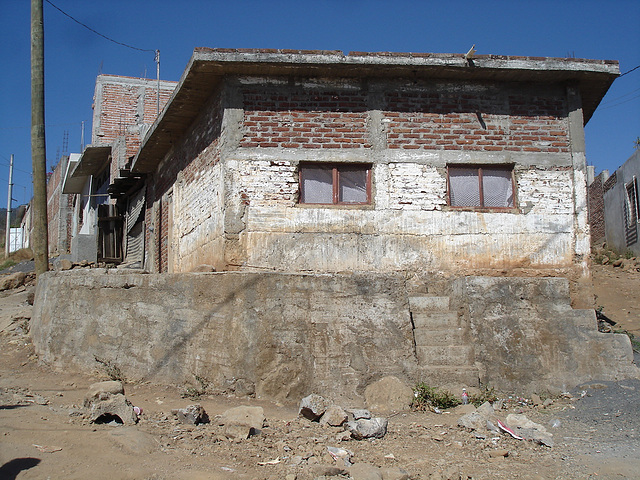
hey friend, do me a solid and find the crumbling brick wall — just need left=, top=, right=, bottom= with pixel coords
left=588, top=172, right=606, bottom=244
left=146, top=73, right=587, bottom=275
left=146, top=88, right=225, bottom=272
left=46, top=155, right=74, bottom=255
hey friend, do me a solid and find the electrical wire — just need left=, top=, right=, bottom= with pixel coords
left=44, top=0, right=155, bottom=53
left=599, top=93, right=640, bottom=110
left=600, top=87, right=640, bottom=105
left=620, top=64, right=640, bottom=77
left=0, top=121, right=86, bottom=130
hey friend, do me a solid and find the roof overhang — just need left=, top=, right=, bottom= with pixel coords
left=132, top=48, right=620, bottom=174
left=70, top=145, right=111, bottom=178
left=62, top=153, right=85, bottom=194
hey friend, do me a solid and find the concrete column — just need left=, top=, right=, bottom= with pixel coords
left=220, top=80, right=248, bottom=269
left=566, top=85, right=591, bottom=281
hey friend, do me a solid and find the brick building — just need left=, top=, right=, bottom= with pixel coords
left=34, top=51, right=640, bottom=396
left=44, top=154, right=74, bottom=255
left=589, top=150, right=640, bottom=255
left=63, top=75, right=177, bottom=263
left=587, top=169, right=609, bottom=245
left=126, top=49, right=617, bottom=278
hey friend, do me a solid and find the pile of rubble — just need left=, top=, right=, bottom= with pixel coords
left=456, top=400, right=554, bottom=447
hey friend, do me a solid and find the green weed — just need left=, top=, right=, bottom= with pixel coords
left=412, top=382, right=461, bottom=410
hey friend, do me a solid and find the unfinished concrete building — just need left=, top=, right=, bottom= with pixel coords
left=32, top=50, right=639, bottom=402
left=62, top=74, right=177, bottom=264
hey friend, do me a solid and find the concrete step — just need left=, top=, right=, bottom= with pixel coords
left=564, top=309, right=598, bottom=331
left=417, top=366, right=480, bottom=389
left=413, top=327, right=466, bottom=346
left=412, top=311, right=459, bottom=329
left=409, top=295, right=450, bottom=313
left=416, top=345, right=475, bottom=366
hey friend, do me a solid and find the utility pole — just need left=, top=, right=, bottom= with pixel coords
left=31, top=0, right=49, bottom=275
left=5, top=155, right=14, bottom=258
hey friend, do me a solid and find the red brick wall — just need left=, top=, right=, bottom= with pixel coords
left=383, top=90, right=568, bottom=152
left=240, top=89, right=371, bottom=149
left=588, top=173, right=606, bottom=244
left=238, top=83, right=569, bottom=153
left=94, top=76, right=176, bottom=178
left=46, top=156, right=74, bottom=255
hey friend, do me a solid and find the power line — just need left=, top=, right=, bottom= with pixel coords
left=620, top=64, right=640, bottom=77
left=44, top=0, right=155, bottom=53
left=0, top=121, right=86, bottom=130
left=599, top=93, right=640, bottom=110
left=600, top=86, right=640, bottom=105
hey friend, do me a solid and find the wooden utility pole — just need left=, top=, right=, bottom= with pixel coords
left=31, top=0, right=49, bottom=275
left=5, top=154, right=14, bottom=258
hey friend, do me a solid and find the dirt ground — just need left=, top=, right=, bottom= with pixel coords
left=0, top=263, right=638, bottom=480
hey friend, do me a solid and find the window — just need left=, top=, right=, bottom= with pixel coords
left=448, top=165, right=515, bottom=209
left=624, top=177, right=639, bottom=246
left=299, top=163, right=371, bottom=205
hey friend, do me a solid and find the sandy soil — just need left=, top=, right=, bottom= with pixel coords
left=0, top=263, right=638, bottom=480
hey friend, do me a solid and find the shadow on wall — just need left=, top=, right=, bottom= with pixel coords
left=143, top=274, right=262, bottom=382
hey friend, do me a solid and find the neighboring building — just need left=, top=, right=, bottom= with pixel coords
left=587, top=165, right=608, bottom=245
left=63, top=75, right=178, bottom=263
left=597, top=150, right=640, bottom=255
left=124, top=48, right=617, bottom=278
left=44, top=154, right=75, bottom=256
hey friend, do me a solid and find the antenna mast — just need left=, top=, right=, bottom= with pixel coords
left=155, top=49, right=160, bottom=116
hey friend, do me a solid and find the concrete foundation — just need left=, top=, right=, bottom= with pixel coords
left=31, top=270, right=639, bottom=403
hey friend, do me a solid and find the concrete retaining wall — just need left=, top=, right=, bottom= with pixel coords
left=31, top=271, right=639, bottom=403
left=456, top=276, right=639, bottom=393
left=31, top=270, right=417, bottom=403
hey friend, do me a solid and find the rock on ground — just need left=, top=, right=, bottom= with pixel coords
left=299, top=393, right=328, bottom=421
left=0, top=272, right=26, bottom=291
left=346, top=417, right=388, bottom=440
left=84, top=381, right=125, bottom=407
left=320, top=405, right=347, bottom=426
left=349, top=462, right=383, bottom=480
left=173, top=404, right=209, bottom=425
left=364, top=376, right=413, bottom=413
left=218, top=405, right=264, bottom=439
left=88, top=393, right=137, bottom=425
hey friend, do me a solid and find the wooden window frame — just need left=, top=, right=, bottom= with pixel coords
left=299, top=163, right=372, bottom=205
left=447, top=164, right=516, bottom=211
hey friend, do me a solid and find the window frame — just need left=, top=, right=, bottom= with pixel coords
left=624, top=176, right=639, bottom=246
left=446, top=164, right=516, bottom=211
left=298, top=162, right=372, bottom=206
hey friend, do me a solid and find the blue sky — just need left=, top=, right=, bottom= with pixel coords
left=0, top=0, right=638, bottom=208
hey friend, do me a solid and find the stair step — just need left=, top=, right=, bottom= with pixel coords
left=416, top=345, right=475, bottom=366
left=413, top=327, right=465, bottom=346
left=418, top=366, right=480, bottom=388
left=564, top=309, right=598, bottom=330
left=409, top=295, right=450, bottom=312
left=412, top=311, right=459, bottom=329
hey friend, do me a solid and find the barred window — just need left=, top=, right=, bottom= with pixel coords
left=624, top=177, right=639, bottom=246
left=300, top=163, right=371, bottom=205
left=448, top=165, right=515, bottom=209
